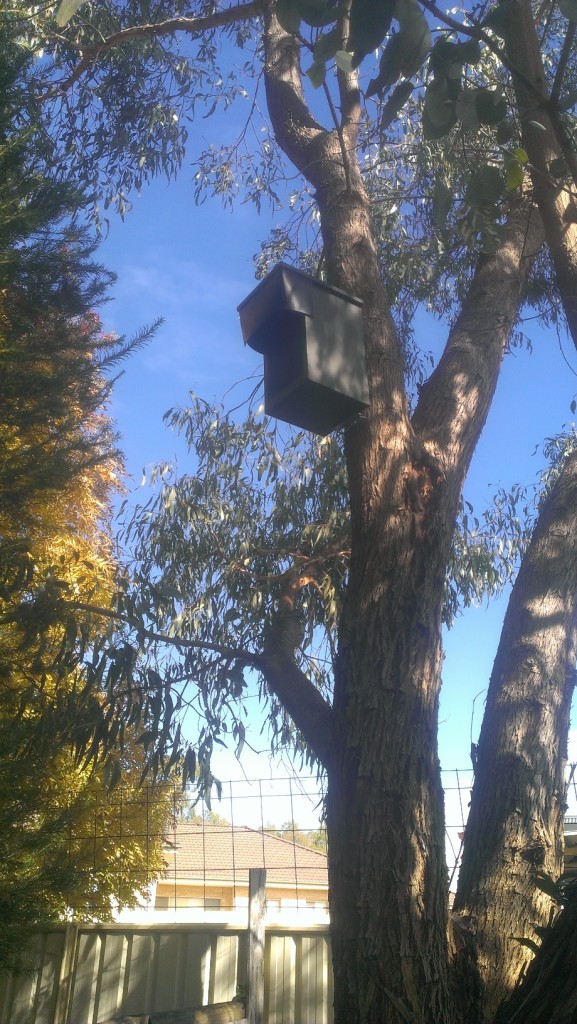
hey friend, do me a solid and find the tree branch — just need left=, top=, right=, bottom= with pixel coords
left=260, top=608, right=335, bottom=768
left=412, top=198, right=543, bottom=490
left=70, top=597, right=334, bottom=765
left=262, top=0, right=329, bottom=178
left=44, top=1, right=262, bottom=96
left=503, top=0, right=577, bottom=352
left=67, top=599, right=261, bottom=665
left=549, top=21, right=576, bottom=110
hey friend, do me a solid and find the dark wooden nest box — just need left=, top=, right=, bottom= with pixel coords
left=238, top=263, right=369, bottom=435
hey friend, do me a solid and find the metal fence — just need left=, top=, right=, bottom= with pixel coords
left=46, top=770, right=484, bottom=918
left=4, top=768, right=577, bottom=1024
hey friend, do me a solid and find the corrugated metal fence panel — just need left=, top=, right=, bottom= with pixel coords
left=265, top=932, right=333, bottom=1024
left=0, top=929, right=65, bottom=1024
left=66, top=927, right=243, bottom=1023
left=0, top=924, right=332, bottom=1024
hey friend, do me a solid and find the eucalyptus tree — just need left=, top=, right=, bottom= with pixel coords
left=17, top=1, right=577, bottom=1021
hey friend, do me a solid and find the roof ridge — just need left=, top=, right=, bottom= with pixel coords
left=166, top=820, right=327, bottom=860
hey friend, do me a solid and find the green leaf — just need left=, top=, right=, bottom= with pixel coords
left=475, top=88, right=507, bottom=125
left=234, top=720, right=245, bottom=758
left=550, top=156, right=569, bottom=178
left=276, top=0, right=301, bottom=33
left=559, top=0, right=577, bottom=21
left=505, top=160, right=525, bottom=191
left=366, top=34, right=404, bottom=96
left=496, top=118, right=515, bottom=144
left=366, top=0, right=431, bottom=94
left=429, top=39, right=482, bottom=77
left=313, top=26, right=341, bottom=64
left=55, top=0, right=86, bottom=25
left=395, top=0, right=432, bottom=75
left=533, top=870, right=562, bottom=900
left=422, top=104, right=455, bottom=140
left=433, top=179, right=454, bottom=230
left=456, top=89, right=479, bottom=130
left=335, top=49, right=355, bottom=73
left=306, top=60, right=327, bottom=87
left=466, top=164, right=505, bottom=206
left=424, top=79, right=456, bottom=129
left=483, top=0, right=515, bottom=37
left=183, top=746, right=197, bottom=785
left=349, top=0, right=395, bottom=59
left=297, top=0, right=342, bottom=26
left=380, top=79, right=414, bottom=129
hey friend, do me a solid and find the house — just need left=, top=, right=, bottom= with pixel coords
left=116, top=821, right=329, bottom=924
left=564, top=815, right=577, bottom=878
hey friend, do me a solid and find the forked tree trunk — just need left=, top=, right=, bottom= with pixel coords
left=260, top=5, right=571, bottom=1022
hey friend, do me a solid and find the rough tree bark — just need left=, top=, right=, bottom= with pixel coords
left=260, top=5, right=553, bottom=1022
left=453, top=449, right=577, bottom=1024
left=504, top=0, right=577, bottom=349
left=495, top=885, right=577, bottom=1024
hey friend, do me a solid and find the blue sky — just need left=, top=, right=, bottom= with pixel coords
left=96, top=123, right=577, bottom=804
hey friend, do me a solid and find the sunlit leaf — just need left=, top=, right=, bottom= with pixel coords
left=505, top=159, right=525, bottom=191
left=306, top=60, right=327, bottom=88
left=335, top=49, right=355, bottom=73
left=55, top=0, right=86, bottom=26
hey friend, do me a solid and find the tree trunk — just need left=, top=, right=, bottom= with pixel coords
left=495, top=886, right=577, bottom=1024
left=454, top=450, right=577, bottom=1022
left=328, top=529, right=454, bottom=1024
left=504, top=0, right=577, bottom=350
left=261, top=5, right=546, bottom=1019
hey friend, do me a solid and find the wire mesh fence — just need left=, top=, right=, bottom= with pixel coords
left=61, top=765, right=577, bottom=918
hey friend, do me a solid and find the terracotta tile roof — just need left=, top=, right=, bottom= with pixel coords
left=161, top=823, right=328, bottom=889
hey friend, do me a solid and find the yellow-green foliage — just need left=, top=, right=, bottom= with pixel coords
left=0, top=24, right=171, bottom=969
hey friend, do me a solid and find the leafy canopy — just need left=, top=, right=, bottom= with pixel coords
left=0, top=21, right=171, bottom=966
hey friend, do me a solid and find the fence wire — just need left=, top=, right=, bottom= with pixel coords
left=61, top=766, right=577, bottom=917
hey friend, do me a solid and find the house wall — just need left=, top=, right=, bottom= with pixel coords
left=153, top=881, right=329, bottom=911
left=0, top=922, right=333, bottom=1024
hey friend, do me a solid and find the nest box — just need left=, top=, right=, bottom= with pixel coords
left=238, top=263, right=369, bottom=435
